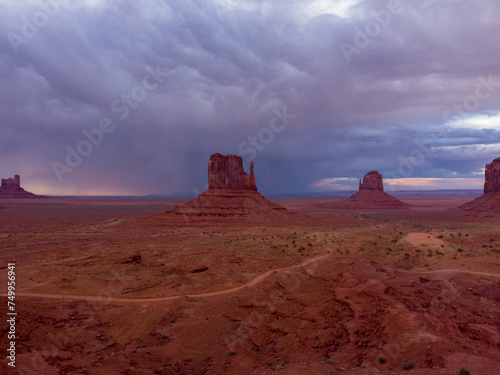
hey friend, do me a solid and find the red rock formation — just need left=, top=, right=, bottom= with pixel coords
left=461, top=157, right=500, bottom=213
left=208, top=153, right=256, bottom=190
left=172, top=154, right=291, bottom=218
left=0, top=175, right=44, bottom=198
left=359, top=170, right=384, bottom=191
left=484, top=157, right=500, bottom=194
left=1, top=175, right=21, bottom=189
left=348, top=171, right=409, bottom=209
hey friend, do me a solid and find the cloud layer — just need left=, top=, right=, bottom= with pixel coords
left=1, top=0, right=499, bottom=195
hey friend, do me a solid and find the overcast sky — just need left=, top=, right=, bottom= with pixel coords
left=1, top=0, right=499, bottom=196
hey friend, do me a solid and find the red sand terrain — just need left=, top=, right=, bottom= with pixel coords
left=0, top=195, right=499, bottom=375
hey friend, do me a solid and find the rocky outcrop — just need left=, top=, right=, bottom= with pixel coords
left=208, top=153, right=257, bottom=190
left=171, top=154, right=292, bottom=219
left=1, top=175, right=21, bottom=189
left=348, top=171, right=410, bottom=209
left=359, top=170, right=384, bottom=191
left=0, top=175, right=44, bottom=198
left=484, top=157, right=500, bottom=194
left=460, top=157, right=500, bottom=213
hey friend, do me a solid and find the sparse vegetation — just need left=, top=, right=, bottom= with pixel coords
left=402, top=362, right=415, bottom=370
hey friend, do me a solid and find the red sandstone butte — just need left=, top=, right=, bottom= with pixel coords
left=358, top=170, right=384, bottom=191
left=208, top=153, right=257, bottom=191
left=348, top=171, right=409, bottom=209
left=484, top=157, right=500, bottom=194
left=0, top=175, right=44, bottom=199
left=461, top=157, right=500, bottom=212
left=172, top=153, right=290, bottom=218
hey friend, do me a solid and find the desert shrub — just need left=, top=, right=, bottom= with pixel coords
left=402, top=362, right=415, bottom=371
left=377, top=356, right=386, bottom=364
left=459, top=368, right=471, bottom=375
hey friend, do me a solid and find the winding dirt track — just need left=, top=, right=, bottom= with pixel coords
left=3, top=255, right=330, bottom=304
left=2, top=255, right=499, bottom=304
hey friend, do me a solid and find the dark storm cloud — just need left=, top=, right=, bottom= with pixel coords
left=0, top=0, right=499, bottom=195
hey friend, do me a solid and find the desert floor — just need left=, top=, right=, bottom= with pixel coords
left=0, top=195, right=499, bottom=375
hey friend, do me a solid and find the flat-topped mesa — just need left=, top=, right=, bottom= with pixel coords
left=484, top=157, right=500, bottom=194
left=359, top=170, right=384, bottom=191
left=208, top=153, right=257, bottom=191
left=1, top=175, right=21, bottom=190
left=0, top=175, right=44, bottom=198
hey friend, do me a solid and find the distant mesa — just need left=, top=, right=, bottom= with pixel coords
left=348, top=171, right=410, bottom=209
left=358, top=170, right=384, bottom=191
left=171, top=153, right=291, bottom=218
left=460, top=157, right=500, bottom=212
left=0, top=175, right=45, bottom=199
